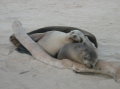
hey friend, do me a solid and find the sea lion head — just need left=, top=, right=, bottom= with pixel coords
left=77, top=43, right=98, bottom=68
left=66, top=42, right=98, bottom=68
left=69, top=30, right=86, bottom=43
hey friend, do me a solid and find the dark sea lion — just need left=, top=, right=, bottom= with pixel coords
left=58, top=36, right=98, bottom=68
left=10, top=26, right=98, bottom=56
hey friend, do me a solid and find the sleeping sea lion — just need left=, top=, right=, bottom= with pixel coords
left=57, top=36, right=98, bottom=68
left=10, top=26, right=98, bottom=56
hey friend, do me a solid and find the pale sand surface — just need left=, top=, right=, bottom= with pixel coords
left=0, top=0, right=120, bottom=89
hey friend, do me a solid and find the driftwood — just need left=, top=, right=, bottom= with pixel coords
left=12, top=20, right=120, bottom=82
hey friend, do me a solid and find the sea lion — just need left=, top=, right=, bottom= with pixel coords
left=10, top=26, right=98, bottom=56
left=57, top=37, right=98, bottom=68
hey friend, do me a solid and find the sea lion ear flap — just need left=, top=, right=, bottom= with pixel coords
left=84, top=34, right=98, bottom=48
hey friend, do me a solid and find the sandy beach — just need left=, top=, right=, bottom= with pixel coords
left=0, top=0, right=120, bottom=89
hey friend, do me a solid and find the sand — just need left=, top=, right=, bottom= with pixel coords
left=0, top=0, right=120, bottom=89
